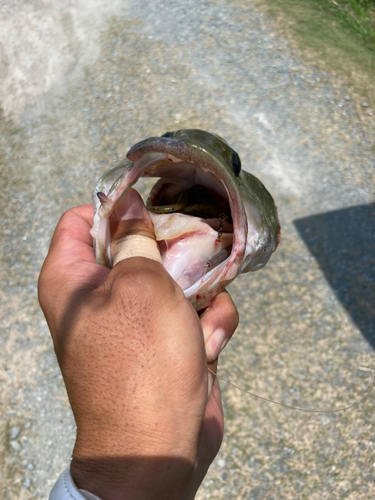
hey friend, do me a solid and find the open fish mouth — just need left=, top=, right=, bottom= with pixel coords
left=91, top=129, right=280, bottom=310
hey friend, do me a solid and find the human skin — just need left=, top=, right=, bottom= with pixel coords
left=38, top=193, right=239, bottom=500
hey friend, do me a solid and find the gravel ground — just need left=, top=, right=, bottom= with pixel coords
left=0, top=0, right=374, bottom=498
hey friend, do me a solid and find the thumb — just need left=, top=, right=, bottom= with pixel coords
left=110, top=188, right=162, bottom=266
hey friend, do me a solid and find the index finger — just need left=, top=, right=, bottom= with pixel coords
left=200, top=290, right=239, bottom=363
left=38, top=205, right=109, bottom=313
left=48, top=205, right=95, bottom=262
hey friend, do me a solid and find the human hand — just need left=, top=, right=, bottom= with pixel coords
left=38, top=190, right=238, bottom=500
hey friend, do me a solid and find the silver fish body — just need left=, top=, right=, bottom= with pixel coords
left=91, top=129, right=280, bottom=310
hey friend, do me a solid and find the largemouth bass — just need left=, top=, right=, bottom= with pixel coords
left=91, top=129, right=280, bottom=310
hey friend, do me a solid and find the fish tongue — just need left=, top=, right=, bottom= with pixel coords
left=161, top=232, right=219, bottom=290
left=149, top=212, right=233, bottom=291
left=149, top=212, right=219, bottom=240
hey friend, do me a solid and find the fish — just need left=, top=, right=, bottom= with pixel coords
left=91, top=129, right=280, bottom=310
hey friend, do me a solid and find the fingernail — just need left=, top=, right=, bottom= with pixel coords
left=206, top=328, right=227, bottom=362
left=114, top=189, right=145, bottom=220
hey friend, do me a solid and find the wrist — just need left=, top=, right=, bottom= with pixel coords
left=70, top=453, right=197, bottom=500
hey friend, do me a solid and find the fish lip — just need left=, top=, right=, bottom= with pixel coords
left=127, top=137, right=191, bottom=164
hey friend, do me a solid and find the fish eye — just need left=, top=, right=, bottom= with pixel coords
left=231, top=151, right=241, bottom=176
left=161, top=131, right=174, bottom=138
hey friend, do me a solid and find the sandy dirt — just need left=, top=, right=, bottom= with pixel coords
left=1, top=0, right=374, bottom=498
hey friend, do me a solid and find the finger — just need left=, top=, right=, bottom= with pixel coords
left=200, top=290, right=239, bottom=363
left=207, top=359, right=218, bottom=396
left=110, top=188, right=155, bottom=240
left=205, top=370, right=223, bottom=446
left=109, top=189, right=163, bottom=267
left=38, top=205, right=109, bottom=312
left=48, top=205, right=96, bottom=263
left=194, top=364, right=224, bottom=485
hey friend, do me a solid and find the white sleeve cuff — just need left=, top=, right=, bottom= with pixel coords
left=49, top=464, right=103, bottom=500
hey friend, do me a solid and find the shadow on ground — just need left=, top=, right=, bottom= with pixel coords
left=294, top=204, right=375, bottom=349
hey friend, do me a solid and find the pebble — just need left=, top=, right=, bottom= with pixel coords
left=362, top=102, right=369, bottom=107
left=10, top=426, right=20, bottom=439
left=10, top=440, right=22, bottom=452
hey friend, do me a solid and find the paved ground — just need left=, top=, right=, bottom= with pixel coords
left=1, top=0, right=374, bottom=498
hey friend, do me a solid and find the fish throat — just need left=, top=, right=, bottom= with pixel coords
left=147, top=183, right=232, bottom=222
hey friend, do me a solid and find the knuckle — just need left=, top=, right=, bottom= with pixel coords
left=57, top=207, right=77, bottom=227
left=109, top=259, right=179, bottom=306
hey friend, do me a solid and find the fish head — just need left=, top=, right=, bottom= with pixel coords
left=91, top=129, right=280, bottom=310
